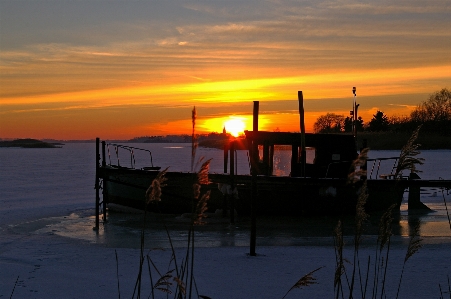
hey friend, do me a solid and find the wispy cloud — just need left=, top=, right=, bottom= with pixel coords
left=1, top=0, right=450, bottom=138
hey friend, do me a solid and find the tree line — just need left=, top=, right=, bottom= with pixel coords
left=313, top=88, right=451, bottom=134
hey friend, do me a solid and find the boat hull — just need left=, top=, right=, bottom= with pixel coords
left=102, top=167, right=405, bottom=216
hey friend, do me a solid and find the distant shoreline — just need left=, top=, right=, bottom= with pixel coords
left=0, top=138, right=62, bottom=148
left=2, top=131, right=450, bottom=150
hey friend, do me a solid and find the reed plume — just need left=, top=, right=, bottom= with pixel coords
left=134, top=167, right=169, bottom=299
left=377, top=204, right=395, bottom=251
left=281, top=267, right=324, bottom=299
left=173, top=276, right=186, bottom=296
left=153, top=269, right=175, bottom=294
left=193, top=191, right=210, bottom=226
left=404, top=222, right=423, bottom=263
left=145, top=167, right=168, bottom=204
left=355, top=181, right=369, bottom=245
left=191, top=158, right=212, bottom=223
left=347, top=147, right=369, bottom=184
left=394, top=125, right=424, bottom=178
left=197, top=158, right=212, bottom=185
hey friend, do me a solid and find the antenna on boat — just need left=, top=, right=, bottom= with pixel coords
left=352, top=87, right=359, bottom=137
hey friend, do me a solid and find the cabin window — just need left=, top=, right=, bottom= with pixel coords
left=256, top=145, right=317, bottom=177
left=272, top=145, right=292, bottom=176
left=258, top=145, right=264, bottom=162
left=301, top=147, right=316, bottom=164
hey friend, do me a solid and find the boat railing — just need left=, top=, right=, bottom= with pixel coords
left=106, top=143, right=156, bottom=170
left=367, top=157, right=399, bottom=179
left=325, top=157, right=401, bottom=180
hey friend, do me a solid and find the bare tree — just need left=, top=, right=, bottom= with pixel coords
left=410, top=88, right=451, bottom=130
left=411, top=88, right=451, bottom=122
left=313, top=113, right=345, bottom=133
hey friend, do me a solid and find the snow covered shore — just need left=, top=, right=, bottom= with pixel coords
left=1, top=227, right=450, bottom=298
left=1, top=145, right=450, bottom=298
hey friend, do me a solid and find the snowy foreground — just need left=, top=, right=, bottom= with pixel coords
left=1, top=146, right=450, bottom=298
left=1, top=221, right=450, bottom=299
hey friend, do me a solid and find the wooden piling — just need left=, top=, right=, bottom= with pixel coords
left=230, top=140, right=235, bottom=224
left=408, top=172, right=431, bottom=210
left=102, top=141, right=107, bottom=222
left=298, top=91, right=306, bottom=177
left=250, top=101, right=259, bottom=256
left=95, top=138, right=100, bottom=230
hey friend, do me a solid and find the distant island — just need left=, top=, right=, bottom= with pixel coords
left=0, top=139, right=62, bottom=148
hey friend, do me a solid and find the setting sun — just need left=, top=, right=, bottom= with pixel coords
left=224, top=118, right=246, bottom=137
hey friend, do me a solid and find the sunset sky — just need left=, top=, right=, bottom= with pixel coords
left=1, top=0, right=450, bottom=140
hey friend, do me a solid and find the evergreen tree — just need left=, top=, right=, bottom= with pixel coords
left=368, top=111, right=389, bottom=131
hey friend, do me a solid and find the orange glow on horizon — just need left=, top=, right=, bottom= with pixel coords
left=1, top=63, right=449, bottom=139
left=2, top=0, right=450, bottom=141
left=2, top=64, right=449, bottom=107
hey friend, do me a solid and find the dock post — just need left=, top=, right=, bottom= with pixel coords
left=95, top=138, right=100, bottom=230
left=230, top=140, right=235, bottom=224
left=223, top=141, right=229, bottom=173
left=222, top=142, right=229, bottom=218
left=408, top=172, right=430, bottom=210
left=101, top=141, right=107, bottom=222
left=298, top=91, right=306, bottom=177
left=250, top=101, right=259, bottom=256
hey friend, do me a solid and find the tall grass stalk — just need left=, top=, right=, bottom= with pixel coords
left=10, top=275, right=19, bottom=299
left=115, top=250, right=121, bottom=299
left=439, top=275, right=451, bottom=299
left=395, top=221, right=423, bottom=299
left=333, top=143, right=426, bottom=299
left=350, top=181, right=369, bottom=298
left=374, top=204, right=395, bottom=299
left=347, top=148, right=369, bottom=298
left=131, top=157, right=211, bottom=299
left=334, top=220, right=345, bottom=299
left=342, top=148, right=370, bottom=298
left=191, top=106, right=197, bottom=172
left=131, top=168, right=168, bottom=299
left=442, top=188, right=451, bottom=231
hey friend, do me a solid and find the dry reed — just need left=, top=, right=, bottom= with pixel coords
left=153, top=269, right=174, bottom=294
left=347, top=148, right=369, bottom=184
left=394, top=125, right=424, bottom=178
left=145, top=167, right=168, bottom=204
left=191, top=106, right=198, bottom=172
left=282, top=267, right=324, bottom=299
left=334, top=220, right=345, bottom=299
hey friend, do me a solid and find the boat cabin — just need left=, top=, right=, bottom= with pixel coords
left=244, top=131, right=357, bottom=178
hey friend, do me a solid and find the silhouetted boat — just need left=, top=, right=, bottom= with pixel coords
left=96, top=100, right=408, bottom=217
